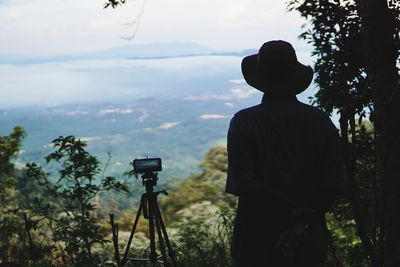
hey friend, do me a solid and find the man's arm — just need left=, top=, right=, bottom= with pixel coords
left=225, top=113, right=261, bottom=196
left=313, top=119, right=345, bottom=211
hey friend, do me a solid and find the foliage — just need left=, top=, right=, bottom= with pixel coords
left=171, top=202, right=235, bottom=267
left=104, top=0, right=126, bottom=9
left=0, top=128, right=236, bottom=266
left=26, top=136, right=129, bottom=266
left=0, top=126, right=25, bottom=176
left=287, top=0, right=400, bottom=265
left=0, top=126, right=27, bottom=263
left=1, top=126, right=378, bottom=266
left=161, top=146, right=236, bottom=221
left=106, top=145, right=236, bottom=266
left=288, top=0, right=372, bottom=117
left=326, top=201, right=369, bottom=267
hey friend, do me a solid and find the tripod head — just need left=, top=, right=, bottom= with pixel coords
left=140, top=171, right=158, bottom=190
left=132, top=157, right=162, bottom=190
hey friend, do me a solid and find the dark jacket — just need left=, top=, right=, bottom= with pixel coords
left=226, top=94, right=344, bottom=266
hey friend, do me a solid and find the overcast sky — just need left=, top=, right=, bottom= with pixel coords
left=0, top=0, right=318, bottom=108
left=0, top=0, right=309, bottom=55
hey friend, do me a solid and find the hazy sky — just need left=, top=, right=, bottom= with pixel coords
left=0, top=0, right=309, bottom=55
left=0, top=0, right=317, bottom=108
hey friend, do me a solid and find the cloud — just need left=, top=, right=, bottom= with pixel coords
left=230, top=87, right=258, bottom=99
left=200, top=114, right=228, bottom=120
left=14, top=161, right=26, bottom=169
left=217, top=0, right=297, bottom=31
left=218, top=1, right=252, bottom=29
left=228, top=79, right=246, bottom=85
left=184, top=86, right=259, bottom=103
left=79, top=136, right=102, bottom=142
left=42, top=143, right=54, bottom=149
left=183, top=93, right=231, bottom=101
left=0, top=0, right=308, bottom=55
left=0, top=64, right=91, bottom=107
left=98, top=108, right=119, bottom=115
left=97, top=108, right=133, bottom=116
left=158, top=122, right=180, bottom=129
left=0, top=0, right=310, bottom=108
left=137, top=109, right=150, bottom=122
left=107, top=134, right=128, bottom=145
left=120, top=108, right=134, bottom=114
left=66, top=110, right=89, bottom=116
left=142, top=127, right=155, bottom=132
left=2, top=6, right=22, bottom=20
left=88, top=17, right=115, bottom=30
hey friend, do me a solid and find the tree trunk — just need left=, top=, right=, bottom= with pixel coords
left=340, top=108, right=379, bottom=265
left=359, top=0, right=400, bottom=266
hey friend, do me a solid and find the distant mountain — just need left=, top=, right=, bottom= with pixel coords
left=0, top=42, right=257, bottom=64
left=0, top=50, right=316, bottom=183
left=0, top=52, right=266, bottom=181
left=87, top=42, right=213, bottom=59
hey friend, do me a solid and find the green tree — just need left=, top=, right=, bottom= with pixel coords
left=26, top=136, right=129, bottom=266
left=0, top=126, right=27, bottom=264
left=358, top=1, right=400, bottom=265
left=0, top=126, right=25, bottom=176
left=161, top=146, right=236, bottom=221
left=160, top=146, right=235, bottom=267
left=171, top=202, right=235, bottom=267
left=288, top=0, right=400, bottom=265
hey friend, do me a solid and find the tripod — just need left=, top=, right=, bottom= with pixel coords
left=121, top=172, right=177, bottom=267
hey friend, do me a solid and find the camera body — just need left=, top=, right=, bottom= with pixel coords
left=133, top=157, right=162, bottom=174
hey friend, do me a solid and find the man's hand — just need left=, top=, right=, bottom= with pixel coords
left=276, top=220, right=308, bottom=258
left=275, top=208, right=315, bottom=258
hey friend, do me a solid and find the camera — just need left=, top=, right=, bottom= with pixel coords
left=133, top=157, right=162, bottom=173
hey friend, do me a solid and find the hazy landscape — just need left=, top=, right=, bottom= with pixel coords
left=1, top=0, right=397, bottom=264
left=0, top=42, right=314, bottom=182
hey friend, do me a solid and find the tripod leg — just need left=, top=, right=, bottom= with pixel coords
left=155, top=201, right=177, bottom=267
left=122, top=196, right=145, bottom=266
left=154, top=210, right=170, bottom=267
left=148, top=194, right=158, bottom=265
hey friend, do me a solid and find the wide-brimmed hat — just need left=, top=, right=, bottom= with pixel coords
left=241, top=40, right=313, bottom=95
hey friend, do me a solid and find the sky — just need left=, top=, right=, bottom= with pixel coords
left=0, top=0, right=316, bottom=108
left=0, top=0, right=309, bottom=55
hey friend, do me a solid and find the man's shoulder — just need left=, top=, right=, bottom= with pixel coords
left=232, top=101, right=333, bottom=126
left=234, top=101, right=327, bottom=117
left=233, top=104, right=263, bottom=119
left=297, top=102, right=332, bottom=121
left=229, top=105, right=263, bottom=131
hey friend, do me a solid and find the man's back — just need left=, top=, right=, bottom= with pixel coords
left=226, top=94, right=344, bottom=266
left=226, top=94, right=343, bottom=208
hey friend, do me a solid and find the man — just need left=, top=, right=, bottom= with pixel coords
left=225, top=40, right=344, bottom=266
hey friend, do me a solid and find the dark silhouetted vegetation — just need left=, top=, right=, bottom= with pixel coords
left=288, top=0, right=400, bottom=266
left=0, top=128, right=381, bottom=266
left=0, top=129, right=235, bottom=266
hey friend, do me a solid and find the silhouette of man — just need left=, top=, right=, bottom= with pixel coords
left=225, top=40, right=344, bottom=267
